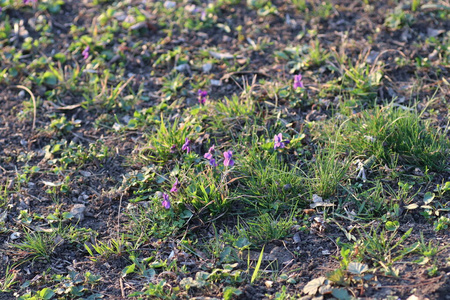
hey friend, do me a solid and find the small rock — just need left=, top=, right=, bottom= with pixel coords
left=269, top=246, right=294, bottom=265
left=113, top=123, right=122, bottom=131
left=293, top=232, right=301, bottom=244
left=164, top=1, right=176, bottom=9
left=18, top=90, right=26, bottom=98
left=121, top=115, right=132, bottom=124
left=211, top=79, right=222, bottom=86
left=427, top=28, right=445, bottom=38
left=0, top=210, right=7, bottom=223
left=70, top=204, right=86, bottom=222
left=428, top=49, right=439, bottom=61
left=202, top=63, right=213, bottom=73
left=17, top=199, right=29, bottom=210
left=175, top=63, right=191, bottom=74
left=366, top=51, right=380, bottom=64
left=79, top=170, right=91, bottom=177
left=10, top=232, right=21, bottom=240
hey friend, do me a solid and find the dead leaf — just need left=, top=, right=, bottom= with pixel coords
left=209, top=51, right=243, bottom=60
left=427, top=28, right=445, bottom=38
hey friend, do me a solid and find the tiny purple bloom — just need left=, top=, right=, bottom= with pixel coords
left=274, top=133, right=290, bottom=150
left=198, top=89, right=208, bottom=105
left=204, top=145, right=215, bottom=160
left=23, top=0, right=37, bottom=4
left=170, top=178, right=180, bottom=193
left=170, top=144, right=177, bottom=153
left=182, top=138, right=191, bottom=153
left=293, top=74, right=304, bottom=89
left=209, top=158, right=217, bottom=167
left=161, top=193, right=171, bottom=209
left=223, top=151, right=235, bottom=167
left=82, top=46, right=90, bottom=60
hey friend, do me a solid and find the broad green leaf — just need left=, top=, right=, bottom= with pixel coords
left=443, top=181, right=450, bottom=191
left=121, top=264, right=136, bottom=277
left=385, top=221, right=399, bottom=231
left=223, top=286, right=242, bottom=300
left=42, top=72, right=58, bottom=86
left=423, top=192, right=435, bottom=204
left=39, top=288, right=55, bottom=300
left=234, top=237, right=251, bottom=250
left=332, top=288, right=351, bottom=300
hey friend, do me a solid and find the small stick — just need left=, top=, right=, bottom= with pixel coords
left=14, top=85, right=37, bottom=131
left=119, top=277, right=125, bottom=298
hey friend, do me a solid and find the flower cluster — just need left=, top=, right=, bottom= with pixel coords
left=223, top=151, right=234, bottom=167
left=82, top=46, right=90, bottom=60
left=198, top=89, right=208, bottom=105
left=182, top=138, right=191, bottom=153
left=170, top=178, right=180, bottom=193
left=274, top=133, right=290, bottom=150
left=293, top=74, right=304, bottom=90
left=161, top=193, right=171, bottom=209
left=204, top=145, right=217, bottom=167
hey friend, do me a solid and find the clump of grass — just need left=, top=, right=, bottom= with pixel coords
left=140, top=115, right=195, bottom=163
left=311, top=145, right=351, bottom=198
left=10, top=230, right=58, bottom=262
left=238, top=213, right=294, bottom=246
left=239, top=149, right=306, bottom=213
left=317, top=102, right=449, bottom=172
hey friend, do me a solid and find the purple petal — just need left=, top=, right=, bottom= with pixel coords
left=223, top=150, right=233, bottom=160
left=161, top=193, right=171, bottom=209
left=209, top=158, right=217, bottom=167
left=82, top=46, right=90, bottom=60
left=170, top=179, right=180, bottom=193
left=224, top=158, right=234, bottom=167
left=162, top=199, right=171, bottom=209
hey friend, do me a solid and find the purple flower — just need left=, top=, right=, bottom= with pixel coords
left=223, top=151, right=235, bottom=167
left=170, top=144, right=177, bottom=153
left=274, top=133, right=290, bottom=150
left=198, top=89, right=208, bottom=105
left=209, top=158, right=217, bottom=167
left=82, top=46, right=90, bottom=60
left=161, top=193, right=171, bottom=209
left=204, top=145, right=215, bottom=160
left=170, top=178, right=180, bottom=193
left=23, top=0, right=37, bottom=4
left=293, top=74, right=304, bottom=89
left=182, top=138, right=191, bottom=153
